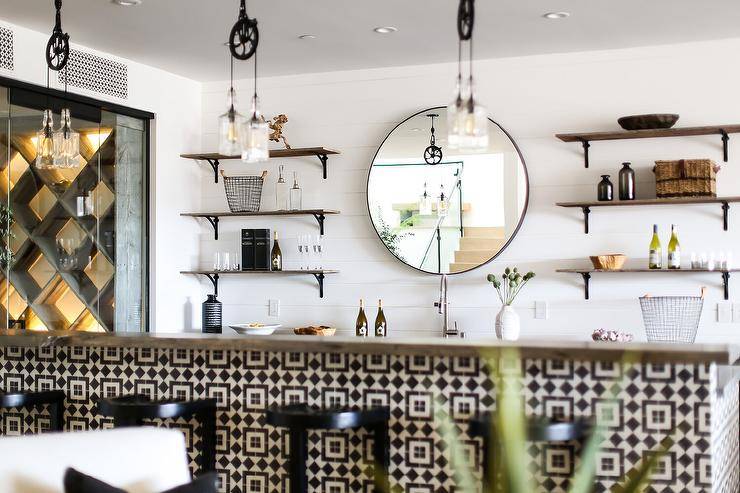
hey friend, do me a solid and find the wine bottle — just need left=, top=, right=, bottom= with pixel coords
left=290, top=172, right=302, bottom=210
left=355, top=299, right=369, bottom=337
left=374, top=299, right=387, bottom=337
left=667, top=224, right=681, bottom=269
left=271, top=232, right=283, bottom=271
left=275, top=165, right=289, bottom=210
left=649, top=224, right=662, bottom=269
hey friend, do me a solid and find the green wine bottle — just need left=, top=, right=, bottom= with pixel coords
left=667, top=224, right=681, bottom=269
left=355, top=299, right=369, bottom=337
left=649, top=224, right=662, bottom=269
left=374, top=299, right=387, bottom=337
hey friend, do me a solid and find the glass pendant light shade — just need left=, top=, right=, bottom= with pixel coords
left=218, top=88, right=245, bottom=156
left=35, top=110, right=56, bottom=169
left=447, top=74, right=466, bottom=150
left=448, top=77, right=488, bottom=152
left=53, top=108, right=82, bottom=168
left=241, top=95, right=269, bottom=163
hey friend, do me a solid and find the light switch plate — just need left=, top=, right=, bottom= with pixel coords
left=717, top=302, right=732, bottom=323
left=268, top=299, right=280, bottom=317
left=733, top=303, right=740, bottom=323
left=535, top=301, right=549, bottom=320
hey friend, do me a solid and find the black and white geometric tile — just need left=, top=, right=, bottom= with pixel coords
left=0, top=346, right=736, bottom=493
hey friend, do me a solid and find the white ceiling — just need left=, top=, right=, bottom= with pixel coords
left=3, top=0, right=740, bottom=82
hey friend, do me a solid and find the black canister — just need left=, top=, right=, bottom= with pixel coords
left=597, top=175, right=614, bottom=201
left=618, top=162, right=635, bottom=200
left=202, top=295, right=222, bottom=333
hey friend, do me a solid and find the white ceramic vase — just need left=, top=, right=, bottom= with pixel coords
left=495, top=305, right=520, bottom=341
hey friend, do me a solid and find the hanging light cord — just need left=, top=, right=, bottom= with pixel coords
left=251, top=49, right=259, bottom=120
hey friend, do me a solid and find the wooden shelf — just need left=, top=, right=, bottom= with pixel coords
left=181, top=209, right=340, bottom=239
left=180, top=270, right=339, bottom=298
left=557, top=267, right=739, bottom=300
left=181, top=147, right=340, bottom=182
left=555, top=124, right=740, bottom=167
left=557, top=197, right=740, bottom=233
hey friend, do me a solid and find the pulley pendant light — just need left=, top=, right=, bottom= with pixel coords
left=448, top=0, right=489, bottom=152
left=241, top=50, right=269, bottom=163
left=218, top=55, right=246, bottom=156
left=423, top=114, right=443, bottom=165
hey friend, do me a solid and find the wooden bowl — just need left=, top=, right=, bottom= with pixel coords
left=590, top=254, right=627, bottom=270
left=294, top=326, right=336, bottom=336
left=617, top=114, right=679, bottom=131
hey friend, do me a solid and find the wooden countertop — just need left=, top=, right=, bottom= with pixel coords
left=0, top=330, right=736, bottom=364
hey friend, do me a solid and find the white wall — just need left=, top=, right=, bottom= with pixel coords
left=0, top=20, right=203, bottom=332
left=199, top=38, right=740, bottom=344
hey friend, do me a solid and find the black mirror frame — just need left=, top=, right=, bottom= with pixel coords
left=366, top=106, right=530, bottom=276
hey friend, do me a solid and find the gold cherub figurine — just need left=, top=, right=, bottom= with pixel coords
left=268, top=114, right=291, bottom=149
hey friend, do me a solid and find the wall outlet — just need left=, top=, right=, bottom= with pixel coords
left=535, top=301, right=549, bottom=320
left=717, top=302, right=732, bottom=323
left=733, top=303, right=740, bottom=323
left=268, top=299, right=280, bottom=317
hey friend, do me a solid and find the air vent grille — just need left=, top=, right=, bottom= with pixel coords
left=58, top=49, right=128, bottom=99
left=0, top=27, right=13, bottom=71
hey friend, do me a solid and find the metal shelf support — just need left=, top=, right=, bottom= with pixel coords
left=581, top=140, right=590, bottom=168
left=312, top=273, right=326, bottom=298
left=204, top=216, right=220, bottom=240
left=205, top=273, right=219, bottom=297
left=205, top=159, right=220, bottom=183
left=581, top=207, right=591, bottom=234
left=581, top=272, right=591, bottom=300
left=723, top=271, right=730, bottom=300
left=722, top=201, right=730, bottom=231
left=721, top=130, right=730, bottom=162
left=312, top=213, right=326, bottom=235
left=316, top=153, right=329, bottom=179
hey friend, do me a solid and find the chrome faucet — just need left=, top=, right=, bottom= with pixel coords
left=435, top=275, right=464, bottom=338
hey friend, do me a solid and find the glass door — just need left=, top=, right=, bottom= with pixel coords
left=0, top=85, right=147, bottom=332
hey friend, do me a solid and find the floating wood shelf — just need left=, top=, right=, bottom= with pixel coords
left=181, top=270, right=339, bottom=298
left=181, top=209, right=340, bottom=239
left=555, top=125, right=740, bottom=167
left=557, top=197, right=740, bottom=233
left=557, top=268, right=740, bottom=300
left=181, top=147, right=340, bottom=182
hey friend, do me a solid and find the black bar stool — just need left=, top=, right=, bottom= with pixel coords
left=469, top=414, right=591, bottom=491
left=266, top=404, right=391, bottom=493
left=0, top=390, right=65, bottom=433
left=97, top=395, right=217, bottom=475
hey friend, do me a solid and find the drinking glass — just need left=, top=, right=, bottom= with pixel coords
left=313, top=235, right=323, bottom=269
left=213, top=252, right=231, bottom=271
left=297, top=236, right=305, bottom=270
left=231, top=252, right=240, bottom=271
left=302, top=234, right=311, bottom=270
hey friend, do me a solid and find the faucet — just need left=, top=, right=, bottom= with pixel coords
left=435, top=275, right=464, bottom=338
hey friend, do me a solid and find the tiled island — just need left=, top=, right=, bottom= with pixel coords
left=0, top=331, right=737, bottom=492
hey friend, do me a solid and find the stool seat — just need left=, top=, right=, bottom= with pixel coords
left=267, top=404, right=390, bottom=493
left=469, top=414, right=591, bottom=442
left=97, top=395, right=217, bottom=475
left=266, top=404, right=390, bottom=430
left=0, top=390, right=65, bottom=433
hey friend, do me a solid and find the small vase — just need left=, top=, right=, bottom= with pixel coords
left=495, top=305, right=520, bottom=341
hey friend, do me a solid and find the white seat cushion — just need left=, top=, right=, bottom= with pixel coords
left=0, top=427, right=192, bottom=493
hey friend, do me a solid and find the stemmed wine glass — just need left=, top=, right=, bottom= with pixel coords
left=313, top=235, right=323, bottom=270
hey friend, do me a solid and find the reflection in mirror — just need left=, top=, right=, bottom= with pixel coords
left=368, top=107, right=528, bottom=275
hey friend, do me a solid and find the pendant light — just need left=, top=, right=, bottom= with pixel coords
left=218, top=56, right=246, bottom=156
left=225, top=0, right=269, bottom=163
left=36, top=109, right=55, bottom=169
left=423, top=114, right=443, bottom=165
left=448, top=0, right=489, bottom=152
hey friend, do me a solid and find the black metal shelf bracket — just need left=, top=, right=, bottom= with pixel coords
left=581, top=140, right=590, bottom=168
left=581, top=272, right=591, bottom=300
left=316, top=153, right=329, bottom=179
left=205, top=216, right=220, bottom=240
left=312, top=213, right=326, bottom=235
left=581, top=207, right=591, bottom=234
left=205, top=273, right=220, bottom=297
left=722, top=201, right=730, bottom=231
left=205, top=159, right=220, bottom=183
left=312, top=273, right=326, bottom=298
left=720, top=130, right=729, bottom=162
left=722, top=271, right=730, bottom=300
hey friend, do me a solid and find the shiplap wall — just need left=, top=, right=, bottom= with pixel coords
left=196, top=39, right=740, bottom=343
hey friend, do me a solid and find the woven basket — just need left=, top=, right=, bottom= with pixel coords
left=654, top=159, right=717, bottom=198
left=221, top=170, right=266, bottom=213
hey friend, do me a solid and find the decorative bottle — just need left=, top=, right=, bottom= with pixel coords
left=597, top=175, right=613, bottom=201
left=202, top=295, right=222, bottom=333
left=290, top=172, right=302, bottom=210
left=275, top=165, right=289, bottom=210
left=619, top=162, right=635, bottom=200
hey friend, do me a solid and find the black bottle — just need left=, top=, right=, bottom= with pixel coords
left=597, top=175, right=613, bottom=201
left=619, top=162, right=635, bottom=200
left=202, top=295, right=222, bottom=333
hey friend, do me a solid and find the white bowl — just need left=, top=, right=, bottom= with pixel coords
left=229, top=323, right=281, bottom=335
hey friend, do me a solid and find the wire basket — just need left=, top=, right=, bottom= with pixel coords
left=639, top=294, right=704, bottom=343
left=222, top=171, right=266, bottom=213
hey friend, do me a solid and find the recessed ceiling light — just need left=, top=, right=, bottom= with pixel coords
left=373, top=26, right=398, bottom=34
left=112, top=0, right=142, bottom=5
left=298, top=34, right=317, bottom=40
left=543, top=11, right=570, bottom=19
